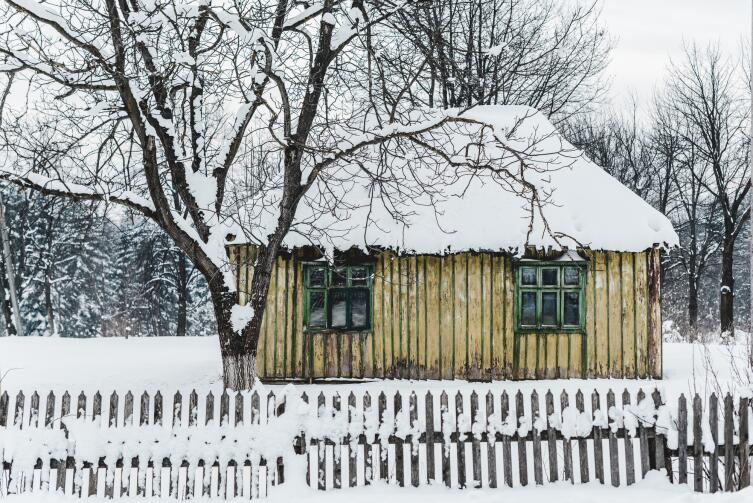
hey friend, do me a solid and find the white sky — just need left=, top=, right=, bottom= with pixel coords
left=594, top=0, right=750, bottom=107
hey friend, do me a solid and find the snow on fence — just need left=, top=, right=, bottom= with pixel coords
left=0, top=387, right=751, bottom=499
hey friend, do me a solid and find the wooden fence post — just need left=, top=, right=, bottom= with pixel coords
left=425, top=391, right=436, bottom=485
left=592, top=390, right=604, bottom=484
left=440, top=391, right=451, bottom=487
left=515, top=390, right=527, bottom=486
left=546, top=390, right=558, bottom=482
left=622, top=389, right=635, bottom=485
left=409, top=391, right=419, bottom=487
left=394, top=391, right=404, bottom=486
left=651, top=389, right=668, bottom=477
left=363, top=392, right=373, bottom=486
left=318, top=392, right=327, bottom=490
left=530, top=390, right=543, bottom=485
left=607, top=389, right=619, bottom=487
left=378, top=392, right=388, bottom=483
left=636, top=389, right=650, bottom=478
left=724, top=394, right=734, bottom=492
left=692, top=394, right=703, bottom=492
left=470, top=391, right=482, bottom=488
left=455, top=391, right=467, bottom=488
left=709, top=393, right=719, bottom=493
left=58, top=391, right=70, bottom=494
left=739, top=397, right=750, bottom=490
left=677, top=394, right=688, bottom=485
left=348, top=392, right=358, bottom=488
left=333, top=393, right=342, bottom=489
left=500, top=391, right=512, bottom=488
left=485, top=391, right=497, bottom=489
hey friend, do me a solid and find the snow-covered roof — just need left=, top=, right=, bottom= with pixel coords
left=238, top=105, right=678, bottom=255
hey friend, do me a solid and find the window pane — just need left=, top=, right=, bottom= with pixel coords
left=331, top=267, right=347, bottom=286
left=541, top=291, right=558, bottom=326
left=564, top=291, right=580, bottom=326
left=309, top=267, right=326, bottom=287
left=521, top=267, right=537, bottom=286
left=541, top=268, right=558, bottom=286
left=351, top=289, right=369, bottom=328
left=520, top=291, right=537, bottom=326
left=351, top=266, right=369, bottom=286
left=309, top=290, right=326, bottom=328
left=329, top=289, right=347, bottom=328
left=564, top=267, right=580, bottom=286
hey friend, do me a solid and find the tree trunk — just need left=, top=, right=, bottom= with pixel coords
left=44, top=269, right=56, bottom=336
left=0, top=256, right=16, bottom=335
left=720, top=237, right=735, bottom=337
left=688, top=277, right=698, bottom=339
left=176, top=252, right=187, bottom=337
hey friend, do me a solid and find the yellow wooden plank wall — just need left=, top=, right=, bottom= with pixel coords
left=228, top=246, right=662, bottom=381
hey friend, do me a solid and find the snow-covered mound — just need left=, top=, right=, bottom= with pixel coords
left=240, top=105, right=678, bottom=254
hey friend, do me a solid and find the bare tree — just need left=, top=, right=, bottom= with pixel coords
left=0, top=0, right=578, bottom=388
left=664, top=44, right=750, bottom=337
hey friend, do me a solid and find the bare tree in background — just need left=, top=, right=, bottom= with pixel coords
left=0, top=0, right=583, bottom=388
left=664, top=45, right=751, bottom=337
left=388, top=0, right=610, bottom=119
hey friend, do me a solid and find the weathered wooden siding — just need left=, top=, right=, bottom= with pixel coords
left=229, top=247, right=663, bottom=380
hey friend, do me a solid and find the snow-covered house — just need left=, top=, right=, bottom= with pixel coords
left=227, top=106, right=678, bottom=382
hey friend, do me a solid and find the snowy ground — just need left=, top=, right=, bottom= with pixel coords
left=0, top=336, right=750, bottom=400
left=2, top=472, right=753, bottom=502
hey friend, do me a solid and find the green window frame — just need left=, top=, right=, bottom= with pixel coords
left=515, top=262, right=586, bottom=332
left=303, top=263, right=373, bottom=332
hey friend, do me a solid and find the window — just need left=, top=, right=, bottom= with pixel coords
left=516, top=263, right=585, bottom=331
left=304, top=264, right=373, bottom=331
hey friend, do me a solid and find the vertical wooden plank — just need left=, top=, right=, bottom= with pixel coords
left=724, top=394, right=734, bottom=491
left=584, top=251, right=595, bottom=377
left=425, top=391, right=436, bottom=484
left=492, top=255, right=505, bottom=378
left=440, top=256, right=454, bottom=380
left=678, top=394, right=688, bottom=485
left=651, top=389, right=667, bottom=475
left=501, top=391, right=512, bottom=487
left=378, top=392, right=388, bottom=481
left=557, top=333, right=569, bottom=378
left=503, top=257, right=515, bottom=379
left=607, top=251, right=622, bottom=377
left=561, top=391, right=573, bottom=482
left=516, top=391, right=528, bottom=486
left=313, top=333, right=325, bottom=379
left=546, top=334, right=558, bottom=379
left=317, top=392, right=326, bottom=490
left=454, top=254, right=468, bottom=378
left=486, top=391, right=497, bottom=488
left=404, top=256, right=416, bottom=377
left=440, top=391, right=451, bottom=487
left=455, top=391, right=467, bottom=488
left=425, top=256, right=440, bottom=379
left=637, top=389, right=650, bottom=477
left=372, top=253, right=385, bottom=378
left=526, top=334, right=537, bottom=380
left=326, top=331, right=339, bottom=378
left=333, top=393, right=342, bottom=489
left=739, top=397, right=750, bottom=489
left=0, top=391, right=8, bottom=426
left=467, top=254, right=482, bottom=379
left=282, top=257, right=292, bottom=378
left=348, top=392, right=358, bottom=488
left=272, top=258, right=283, bottom=377
left=646, top=248, right=662, bottom=378
left=709, top=393, right=719, bottom=492
left=257, top=260, right=269, bottom=379
left=607, top=390, right=619, bottom=487
left=395, top=391, right=406, bottom=485
left=45, top=391, right=55, bottom=427
left=592, top=391, right=604, bottom=484
left=576, top=390, right=589, bottom=483
left=29, top=391, right=39, bottom=428
left=294, top=256, right=305, bottom=378
left=693, top=394, right=703, bottom=492
left=634, top=253, right=649, bottom=377
left=622, top=389, right=635, bottom=485
left=394, top=256, right=405, bottom=377
left=546, top=391, right=558, bottom=482
left=409, top=392, right=419, bottom=487
left=361, top=391, right=373, bottom=485
left=235, top=391, right=244, bottom=426
left=570, top=334, right=583, bottom=378
left=383, top=254, right=394, bottom=377
left=410, top=256, right=420, bottom=378
left=481, top=254, right=493, bottom=378
left=621, top=253, right=636, bottom=378
left=593, top=252, right=609, bottom=377
left=537, top=333, right=548, bottom=379
left=470, top=391, right=482, bottom=487
left=531, top=390, right=543, bottom=485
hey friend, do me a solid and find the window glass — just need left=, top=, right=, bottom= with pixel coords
left=563, top=267, right=580, bottom=286
left=309, top=266, right=327, bottom=288
left=541, top=268, right=559, bottom=286
left=329, top=289, right=348, bottom=328
left=541, top=291, right=558, bottom=326
left=309, top=291, right=326, bottom=327
left=520, top=291, right=537, bottom=326
left=521, top=267, right=537, bottom=286
left=331, top=267, right=347, bottom=286
left=564, top=291, right=580, bottom=325
left=351, top=289, right=369, bottom=328
left=351, top=267, right=369, bottom=287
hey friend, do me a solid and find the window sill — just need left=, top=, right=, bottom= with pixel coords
left=303, top=328, right=372, bottom=336
left=515, top=327, right=584, bottom=334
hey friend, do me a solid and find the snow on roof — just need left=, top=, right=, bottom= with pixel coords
left=237, top=105, right=678, bottom=255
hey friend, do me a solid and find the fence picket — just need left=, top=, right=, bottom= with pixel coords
left=677, top=394, right=688, bottom=485
left=0, top=391, right=8, bottom=427
left=348, top=392, right=358, bottom=488
left=409, top=392, right=419, bottom=488
left=363, top=392, right=373, bottom=485
left=485, top=391, right=497, bottom=489
left=440, top=391, right=451, bottom=487
left=500, top=391, right=512, bottom=488
left=235, top=391, right=244, bottom=426
left=592, top=390, right=604, bottom=484
left=317, top=392, right=326, bottom=490
left=29, top=391, right=39, bottom=428
left=651, top=389, right=667, bottom=475
left=709, top=393, right=719, bottom=493
left=576, top=390, right=589, bottom=483
left=426, top=391, right=436, bottom=484
left=561, top=390, right=573, bottom=483
left=378, top=392, right=388, bottom=482
left=515, top=390, right=527, bottom=486
left=395, top=391, right=405, bottom=486
left=470, top=391, right=482, bottom=487
left=333, top=393, right=342, bottom=489
left=637, top=389, right=650, bottom=477
left=607, top=389, right=619, bottom=487
left=622, top=389, right=635, bottom=485
left=546, top=390, right=558, bottom=482
left=724, top=394, right=734, bottom=491
left=456, top=391, right=467, bottom=488
left=693, top=394, right=703, bottom=492
left=739, top=397, right=749, bottom=489
left=14, top=391, right=24, bottom=427
left=530, top=390, right=543, bottom=485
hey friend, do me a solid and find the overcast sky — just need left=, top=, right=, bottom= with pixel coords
left=595, top=0, right=749, bottom=108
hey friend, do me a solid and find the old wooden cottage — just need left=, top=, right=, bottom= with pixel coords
left=227, top=106, right=678, bottom=382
